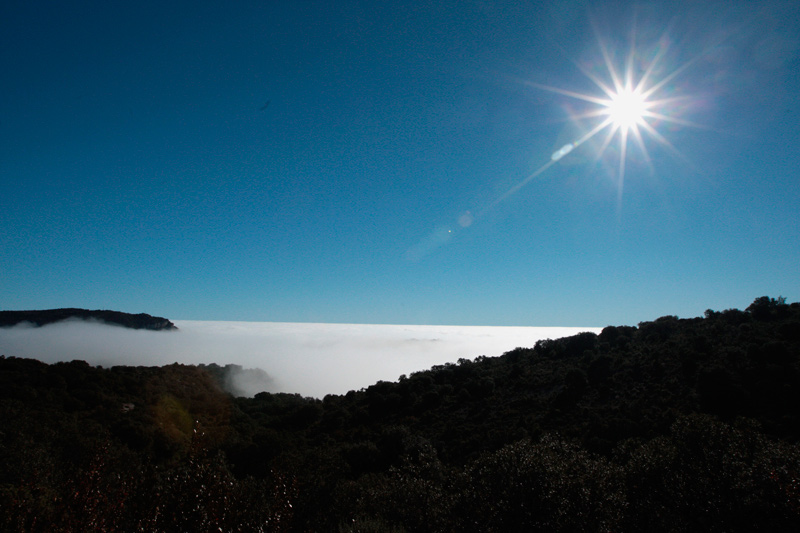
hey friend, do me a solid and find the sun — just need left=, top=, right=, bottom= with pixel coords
left=464, top=26, right=702, bottom=229
left=527, top=29, right=697, bottom=199
left=605, top=85, right=649, bottom=130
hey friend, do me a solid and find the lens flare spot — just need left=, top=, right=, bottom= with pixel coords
left=551, top=143, right=575, bottom=161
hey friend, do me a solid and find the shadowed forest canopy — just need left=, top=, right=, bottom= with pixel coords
left=1, top=296, right=799, bottom=531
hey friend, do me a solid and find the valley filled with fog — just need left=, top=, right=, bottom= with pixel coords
left=0, top=320, right=599, bottom=398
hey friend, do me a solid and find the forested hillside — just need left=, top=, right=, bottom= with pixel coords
left=2, top=296, right=799, bottom=531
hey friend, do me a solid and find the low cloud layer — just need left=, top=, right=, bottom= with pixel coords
left=0, top=320, right=600, bottom=398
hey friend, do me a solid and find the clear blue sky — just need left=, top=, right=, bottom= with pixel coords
left=2, top=0, right=798, bottom=326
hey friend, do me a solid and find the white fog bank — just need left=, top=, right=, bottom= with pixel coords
left=0, top=320, right=601, bottom=398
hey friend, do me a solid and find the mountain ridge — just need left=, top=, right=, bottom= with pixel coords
left=0, top=308, right=177, bottom=330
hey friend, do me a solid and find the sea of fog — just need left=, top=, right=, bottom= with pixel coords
left=0, top=320, right=601, bottom=398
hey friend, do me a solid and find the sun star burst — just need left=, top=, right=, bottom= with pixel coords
left=528, top=29, right=698, bottom=203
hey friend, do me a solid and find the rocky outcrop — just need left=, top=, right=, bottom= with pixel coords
left=0, top=308, right=178, bottom=330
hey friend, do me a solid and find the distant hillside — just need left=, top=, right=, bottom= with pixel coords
left=0, top=308, right=177, bottom=330
left=1, top=296, right=798, bottom=531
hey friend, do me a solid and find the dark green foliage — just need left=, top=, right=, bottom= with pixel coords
left=460, top=435, right=626, bottom=531
left=2, top=296, right=800, bottom=530
left=619, top=414, right=800, bottom=531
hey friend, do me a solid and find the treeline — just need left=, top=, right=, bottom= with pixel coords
left=1, top=296, right=799, bottom=531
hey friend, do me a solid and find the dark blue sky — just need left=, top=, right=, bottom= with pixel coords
left=2, top=0, right=798, bottom=325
